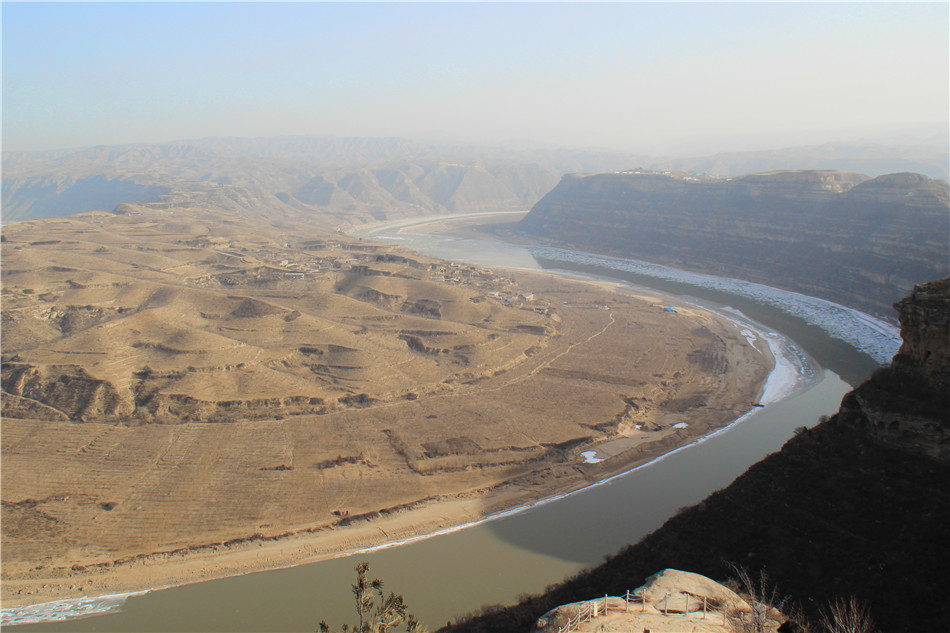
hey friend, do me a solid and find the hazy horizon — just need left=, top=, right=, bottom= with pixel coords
left=3, top=2, right=949, bottom=156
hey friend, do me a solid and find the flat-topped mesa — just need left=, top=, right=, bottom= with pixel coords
left=519, top=169, right=949, bottom=318
left=847, top=170, right=949, bottom=197
left=731, top=168, right=869, bottom=195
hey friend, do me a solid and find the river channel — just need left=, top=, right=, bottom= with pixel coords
left=7, top=212, right=893, bottom=632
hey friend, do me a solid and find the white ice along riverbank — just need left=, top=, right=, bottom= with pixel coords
left=572, top=291, right=818, bottom=466
left=530, top=246, right=901, bottom=365
left=0, top=590, right=149, bottom=627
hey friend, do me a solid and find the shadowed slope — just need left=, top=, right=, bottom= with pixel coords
left=440, top=278, right=950, bottom=633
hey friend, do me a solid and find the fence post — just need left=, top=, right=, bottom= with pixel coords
left=703, top=596, right=707, bottom=620
left=604, top=595, right=608, bottom=615
left=664, top=591, right=670, bottom=616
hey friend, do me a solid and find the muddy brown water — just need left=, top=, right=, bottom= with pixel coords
left=9, top=214, right=877, bottom=631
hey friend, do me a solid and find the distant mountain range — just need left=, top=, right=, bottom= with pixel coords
left=3, top=136, right=947, bottom=226
left=2, top=138, right=565, bottom=227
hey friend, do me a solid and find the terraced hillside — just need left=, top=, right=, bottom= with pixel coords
left=1, top=209, right=770, bottom=605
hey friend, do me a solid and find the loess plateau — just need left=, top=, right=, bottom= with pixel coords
left=1, top=209, right=770, bottom=607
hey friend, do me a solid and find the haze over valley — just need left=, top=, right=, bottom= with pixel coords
left=4, top=135, right=949, bottom=229
left=2, top=2, right=948, bottom=631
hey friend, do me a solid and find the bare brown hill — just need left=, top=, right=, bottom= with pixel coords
left=0, top=209, right=769, bottom=606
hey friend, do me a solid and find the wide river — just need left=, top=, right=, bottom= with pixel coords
left=7, top=212, right=896, bottom=632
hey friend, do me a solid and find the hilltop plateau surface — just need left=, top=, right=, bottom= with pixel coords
left=0, top=209, right=770, bottom=607
left=655, top=141, right=949, bottom=180
left=517, top=169, right=949, bottom=318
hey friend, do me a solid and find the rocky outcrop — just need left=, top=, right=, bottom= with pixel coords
left=518, top=170, right=949, bottom=318
left=892, top=277, right=950, bottom=380
left=441, top=278, right=950, bottom=633
left=532, top=569, right=763, bottom=633
left=842, top=277, right=950, bottom=460
left=0, top=365, right=128, bottom=422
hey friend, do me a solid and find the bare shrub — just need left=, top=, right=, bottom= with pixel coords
left=727, top=564, right=790, bottom=633
left=818, top=596, right=878, bottom=633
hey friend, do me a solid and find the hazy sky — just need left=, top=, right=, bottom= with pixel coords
left=3, top=2, right=948, bottom=155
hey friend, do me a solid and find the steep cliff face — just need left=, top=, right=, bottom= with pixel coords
left=843, top=278, right=950, bottom=460
left=442, top=278, right=950, bottom=633
left=518, top=170, right=949, bottom=318
left=892, top=277, right=950, bottom=379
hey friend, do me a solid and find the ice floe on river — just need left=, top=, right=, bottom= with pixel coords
left=530, top=246, right=901, bottom=365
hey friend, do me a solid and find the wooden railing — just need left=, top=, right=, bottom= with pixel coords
left=556, top=590, right=722, bottom=633
left=557, top=591, right=639, bottom=633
